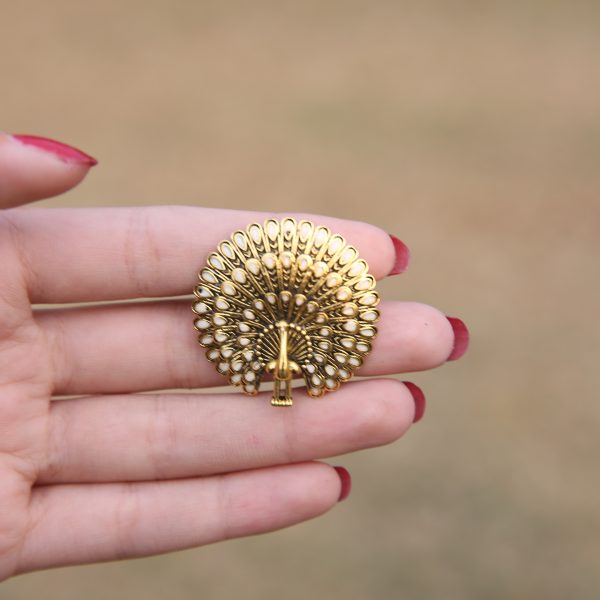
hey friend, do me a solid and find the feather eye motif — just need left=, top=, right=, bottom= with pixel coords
left=192, top=218, right=380, bottom=406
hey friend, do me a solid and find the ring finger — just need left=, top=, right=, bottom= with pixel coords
left=39, top=378, right=416, bottom=484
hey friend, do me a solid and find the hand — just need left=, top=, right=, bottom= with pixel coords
left=0, top=132, right=468, bottom=580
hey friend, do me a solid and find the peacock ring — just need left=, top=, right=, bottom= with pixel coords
left=192, top=218, right=380, bottom=406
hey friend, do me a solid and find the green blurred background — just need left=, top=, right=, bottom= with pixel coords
left=2, top=1, right=599, bottom=598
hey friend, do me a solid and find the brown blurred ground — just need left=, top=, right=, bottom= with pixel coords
left=1, top=1, right=599, bottom=598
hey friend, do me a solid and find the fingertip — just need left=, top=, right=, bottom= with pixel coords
left=272, top=462, right=346, bottom=520
left=0, top=132, right=98, bottom=207
left=11, top=134, right=98, bottom=167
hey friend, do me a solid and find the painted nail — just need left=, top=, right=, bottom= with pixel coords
left=333, top=466, right=352, bottom=502
left=402, top=381, right=426, bottom=423
left=446, top=316, right=469, bottom=361
left=12, top=134, right=98, bottom=166
left=388, top=233, right=410, bottom=275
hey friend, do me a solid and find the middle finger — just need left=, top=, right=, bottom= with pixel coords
left=37, top=299, right=455, bottom=395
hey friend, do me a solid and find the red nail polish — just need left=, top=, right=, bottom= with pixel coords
left=446, top=317, right=469, bottom=361
left=333, top=466, right=352, bottom=502
left=12, top=134, right=98, bottom=166
left=402, top=381, right=426, bottom=423
left=388, top=234, right=410, bottom=275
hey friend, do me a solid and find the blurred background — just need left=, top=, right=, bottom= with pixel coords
left=1, top=0, right=599, bottom=598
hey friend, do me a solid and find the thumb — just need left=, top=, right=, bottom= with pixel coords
left=0, top=132, right=97, bottom=208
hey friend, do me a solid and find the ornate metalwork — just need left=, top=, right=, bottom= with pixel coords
left=192, top=218, right=380, bottom=406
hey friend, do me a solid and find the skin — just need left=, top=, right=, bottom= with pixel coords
left=0, top=132, right=456, bottom=581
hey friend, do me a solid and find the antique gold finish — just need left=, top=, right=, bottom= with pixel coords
left=265, top=320, right=302, bottom=406
left=192, top=218, right=380, bottom=406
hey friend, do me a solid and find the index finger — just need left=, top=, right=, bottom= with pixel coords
left=0, top=133, right=96, bottom=208
left=5, top=206, right=405, bottom=303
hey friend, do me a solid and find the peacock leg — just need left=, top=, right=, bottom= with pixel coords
left=270, top=373, right=292, bottom=407
left=267, top=320, right=297, bottom=406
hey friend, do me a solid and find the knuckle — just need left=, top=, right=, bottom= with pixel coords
left=42, top=402, right=69, bottom=482
left=122, top=207, right=164, bottom=297
left=145, top=395, right=180, bottom=478
left=111, top=483, right=143, bottom=560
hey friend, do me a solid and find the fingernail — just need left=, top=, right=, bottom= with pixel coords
left=333, top=466, right=352, bottom=502
left=388, top=233, right=410, bottom=275
left=12, top=134, right=98, bottom=166
left=402, top=381, right=426, bottom=423
left=446, top=316, right=469, bottom=361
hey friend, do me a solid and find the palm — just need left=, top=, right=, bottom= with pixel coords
left=0, top=133, right=463, bottom=580
left=0, top=293, right=51, bottom=580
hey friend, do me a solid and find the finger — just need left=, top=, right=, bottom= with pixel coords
left=8, top=205, right=400, bottom=303
left=0, top=133, right=97, bottom=208
left=39, top=299, right=454, bottom=396
left=18, top=462, right=342, bottom=574
left=39, top=378, right=414, bottom=484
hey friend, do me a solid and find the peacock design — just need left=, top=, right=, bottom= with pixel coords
left=192, top=218, right=380, bottom=406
